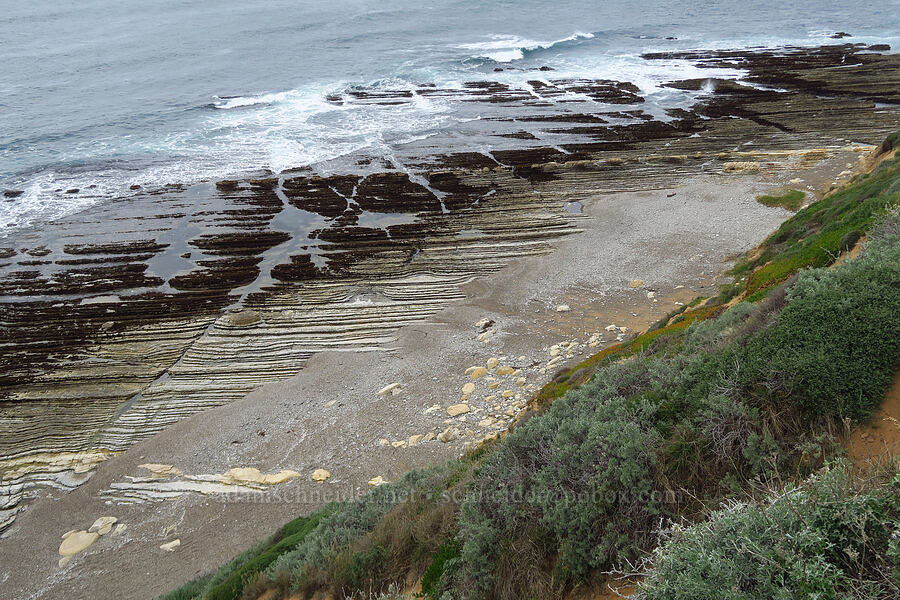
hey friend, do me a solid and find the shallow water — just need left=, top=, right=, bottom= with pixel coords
left=1, top=0, right=898, bottom=234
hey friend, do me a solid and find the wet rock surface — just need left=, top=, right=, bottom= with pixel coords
left=1, top=44, right=899, bottom=538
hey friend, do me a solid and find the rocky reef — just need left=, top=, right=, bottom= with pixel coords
left=1, top=43, right=899, bottom=534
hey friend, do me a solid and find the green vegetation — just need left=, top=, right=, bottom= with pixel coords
left=159, top=508, right=334, bottom=600
left=161, top=136, right=900, bottom=600
left=730, top=154, right=900, bottom=295
left=756, top=188, right=807, bottom=211
left=640, top=461, right=900, bottom=600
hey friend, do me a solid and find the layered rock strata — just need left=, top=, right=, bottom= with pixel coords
left=1, top=43, right=899, bottom=534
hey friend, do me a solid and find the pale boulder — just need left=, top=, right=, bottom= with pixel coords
left=470, top=367, right=488, bottom=380
left=438, top=427, right=459, bottom=443
left=160, top=539, right=181, bottom=552
left=59, top=530, right=99, bottom=559
left=377, top=383, right=401, bottom=396
left=88, top=516, right=118, bottom=536
left=311, top=469, right=331, bottom=482
left=447, top=403, right=470, bottom=417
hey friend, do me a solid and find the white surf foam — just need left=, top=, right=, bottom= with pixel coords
left=457, top=32, right=595, bottom=63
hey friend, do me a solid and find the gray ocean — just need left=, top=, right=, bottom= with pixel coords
left=1, top=0, right=898, bottom=235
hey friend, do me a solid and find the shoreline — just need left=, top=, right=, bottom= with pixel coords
left=1, top=42, right=900, bottom=598
left=0, top=158, right=865, bottom=598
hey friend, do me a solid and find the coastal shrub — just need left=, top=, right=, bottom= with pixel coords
left=158, top=509, right=334, bottom=600
left=252, top=459, right=471, bottom=597
left=321, top=479, right=462, bottom=596
left=734, top=232, right=900, bottom=421
left=206, top=509, right=332, bottom=600
left=456, top=371, right=665, bottom=598
left=269, top=468, right=439, bottom=579
left=638, top=461, right=900, bottom=600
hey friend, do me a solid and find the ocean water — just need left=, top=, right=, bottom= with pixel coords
left=1, top=0, right=898, bottom=235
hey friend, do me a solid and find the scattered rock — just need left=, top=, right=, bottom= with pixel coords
left=59, top=530, right=99, bottom=561
left=487, top=357, right=499, bottom=370
left=220, top=467, right=300, bottom=486
left=478, top=417, right=496, bottom=427
left=515, top=377, right=527, bottom=386
left=311, top=469, right=331, bottom=482
left=368, top=476, right=387, bottom=487
left=438, top=427, right=459, bottom=443
left=831, top=31, right=852, bottom=39
left=3, top=190, right=24, bottom=199
left=462, top=382, right=476, bottom=395
left=391, top=440, right=407, bottom=448
left=325, top=399, right=337, bottom=408
left=501, top=390, right=515, bottom=398
left=100, top=321, right=114, bottom=331
left=160, top=539, right=181, bottom=552
left=556, top=304, right=571, bottom=312
left=408, top=434, right=426, bottom=446
left=647, top=291, right=656, bottom=299
left=496, top=366, right=515, bottom=376
left=448, top=403, right=470, bottom=417
left=605, top=324, right=617, bottom=331
left=88, top=516, right=118, bottom=536
left=628, top=279, right=644, bottom=288
left=470, top=367, right=488, bottom=380
left=377, top=383, right=401, bottom=396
